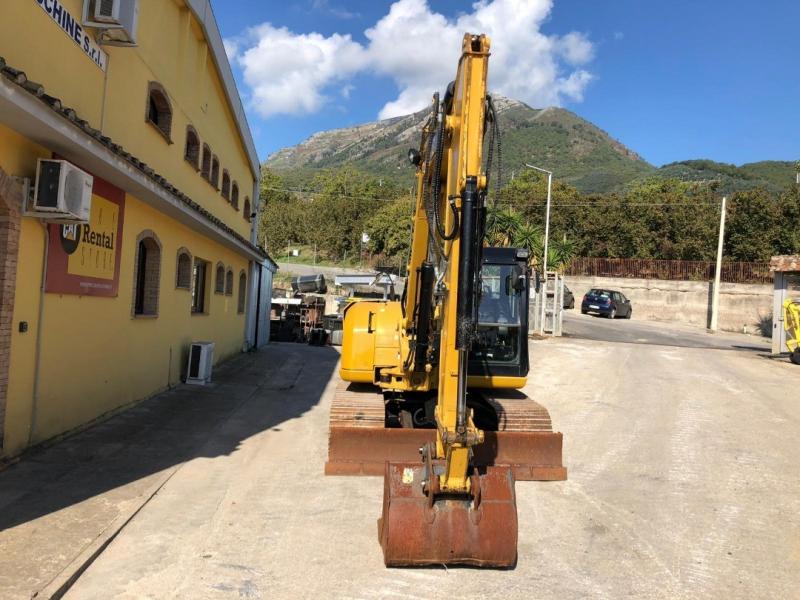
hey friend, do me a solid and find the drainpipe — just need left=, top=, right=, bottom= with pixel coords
left=254, top=264, right=262, bottom=349
left=28, top=220, right=49, bottom=446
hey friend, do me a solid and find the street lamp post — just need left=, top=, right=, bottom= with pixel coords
left=525, top=164, right=553, bottom=335
left=524, top=164, right=553, bottom=273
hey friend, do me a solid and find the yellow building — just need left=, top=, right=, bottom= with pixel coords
left=0, top=0, right=276, bottom=458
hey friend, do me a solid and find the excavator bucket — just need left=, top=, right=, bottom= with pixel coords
left=326, top=383, right=567, bottom=481
left=378, top=463, right=518, bottom=567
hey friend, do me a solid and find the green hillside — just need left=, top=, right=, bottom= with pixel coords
left=265, top=96, right=655, bottom=194
left=638, top=159, right=797, bottom=195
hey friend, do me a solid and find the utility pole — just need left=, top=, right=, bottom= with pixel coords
left=709, top=196, right=727, bottom=332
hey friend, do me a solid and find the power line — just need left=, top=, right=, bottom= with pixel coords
left=261, top=184, right=724, bottom=208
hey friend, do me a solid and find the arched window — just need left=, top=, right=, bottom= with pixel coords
left=184, top=126, right=200, bottom=170
left=211, top=156, right=220, bottom=189
left=191, top=258, right=209, bottom=314
left=225, top=268, right=233, bottom=296
left=176, top=248, right=192, bottom=289
left=214, top=262, right=225, bottom=294
left=221, top=170, right=231, bottom=200
left=243, top=197, right=251, bottom=222
left=231, top=182, right=239, bottom=210
left=145, top=82, right=172, bottom=142
left=237, top=271, right=247, bottom=314
left=132, top=231, right=162, bottom=316
left=201, top=144, right=211, bottom=180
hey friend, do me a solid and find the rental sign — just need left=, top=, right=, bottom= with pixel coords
left=46, top=176, right=125, bottom=297
left=36, top=0, right=108, bottom=71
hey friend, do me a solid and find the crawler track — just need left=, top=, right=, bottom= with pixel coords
left=326, top=381, right=566, bottom=480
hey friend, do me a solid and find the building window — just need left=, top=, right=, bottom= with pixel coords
left=214, top=262, right=225, bottom=294
left=243, top=197, right=251, bottom=222
left=231, top=182, right=239, bottom=210
left=225, top=268, right=233, bottom=296
left=237, top=271, right=247, bottom=314
left=176, top=248, right=192, bottom=289
left=185, top=126, right=200, bottom=170
left=211, top=156, right=220, bottom=189
left=221, top=170, right=231, bottom=200
left=132, top=231, right=161, bottom=316
left=191, top=259, right=209, bottom=314
left=201, top=144, right=211, bottom=180
left=145, top=82, right=172, bottom=142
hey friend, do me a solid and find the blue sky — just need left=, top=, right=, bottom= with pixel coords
left=214, top=0, right=800, bottom=167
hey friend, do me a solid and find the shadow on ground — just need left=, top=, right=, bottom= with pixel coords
left=0, top=343, right=338, bottom=533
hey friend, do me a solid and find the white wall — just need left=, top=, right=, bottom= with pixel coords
left=566, top=275, right=773, bottom=336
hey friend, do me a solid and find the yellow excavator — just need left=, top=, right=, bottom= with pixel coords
left=325, top=33, right=566, bottom=566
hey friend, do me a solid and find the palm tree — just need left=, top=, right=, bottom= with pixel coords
left=485, top=205, right=522, bottom=247
left=548, top=236, right=577, bottom=272
left=511, top=222, right=544, bottom=267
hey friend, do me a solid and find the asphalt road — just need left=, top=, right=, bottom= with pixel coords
left=58, top=316, right=799, bottom=600
left=563, top=311, right=770, bottom=352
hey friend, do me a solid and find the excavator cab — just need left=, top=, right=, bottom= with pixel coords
left=469, top=247, right=531, bottom=385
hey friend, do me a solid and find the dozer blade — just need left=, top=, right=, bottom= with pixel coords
left=326, top=383, right=566, bottom=481
left=378, top=463, right=518, bottom=567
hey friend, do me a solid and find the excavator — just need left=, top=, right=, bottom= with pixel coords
left=325, top=33, right=566, bottom=567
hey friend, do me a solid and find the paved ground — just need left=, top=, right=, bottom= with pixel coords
left=563, top=310, right=771, bottom=352
left=1, top=319, right=798, bottom=599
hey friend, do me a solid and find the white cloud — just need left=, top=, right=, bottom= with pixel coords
left=223, top=38, right=239, bottom=61
left=226, top=0, right=596, bottom=120
left=556, top=32, right=594, bottom=66
left=234, top=24, right=367, bottom=118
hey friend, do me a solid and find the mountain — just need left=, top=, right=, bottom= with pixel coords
left=265, top=97, right=797, bottom=195
left=265, top=96, right=655, bottom=193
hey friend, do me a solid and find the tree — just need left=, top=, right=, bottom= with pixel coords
left=485, top=205, right=523, bottom=246
left=726, top=188, right=780, bottom=261
left=366, top=198, right=414, bottom=271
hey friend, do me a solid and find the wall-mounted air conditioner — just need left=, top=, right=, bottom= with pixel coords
left=82, top=0, right=139, bottom=46
left=24, top=159, right=93, bottom=224
left=186, top=341, right=215, bottom=385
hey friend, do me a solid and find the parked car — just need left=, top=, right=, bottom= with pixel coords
left=563, top=286, right=575, bottom=309
left=581, top=288, right=632, bottom=319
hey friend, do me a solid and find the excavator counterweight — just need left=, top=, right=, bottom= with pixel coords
left=325, top=33, right=566, bottom=567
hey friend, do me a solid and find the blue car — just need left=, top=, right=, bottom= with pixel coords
left=580, top=288, right=632, bottom=319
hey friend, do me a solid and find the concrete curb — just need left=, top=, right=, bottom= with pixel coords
left=33, top=467, right=180, bottom=600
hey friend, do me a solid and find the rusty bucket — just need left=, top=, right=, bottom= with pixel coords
left=378, top=462, right=518, bottom=567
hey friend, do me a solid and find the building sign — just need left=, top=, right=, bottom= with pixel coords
left=46, top=177, right=125, bottom=297
left=36, top=0, right=108, bottom=71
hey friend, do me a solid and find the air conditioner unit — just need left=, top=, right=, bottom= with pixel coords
left=82, top=0, right=139, bottom=46
left=186, top=341, right=215, bottom=385
left=26, top=159, right=93, bottom=223
left=93, top=0, right=120, bottom=23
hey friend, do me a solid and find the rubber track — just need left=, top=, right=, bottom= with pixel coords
left=330, top=381, right=557, bottom=434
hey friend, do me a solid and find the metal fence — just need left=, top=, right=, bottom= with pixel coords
left=564, top=257, right=772, bottom=285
